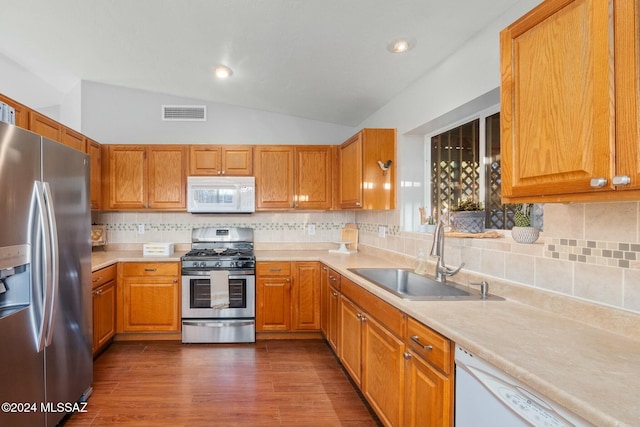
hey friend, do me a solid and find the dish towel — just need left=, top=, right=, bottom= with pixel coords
left=210, top=270, right=230, bottom=309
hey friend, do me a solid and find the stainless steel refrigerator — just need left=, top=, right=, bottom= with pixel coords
left=0, top=121, right=93, bottom=427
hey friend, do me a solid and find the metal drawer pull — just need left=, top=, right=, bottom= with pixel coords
left=269, top=268, right=282, bottom=272
left=613, top=175, right=631, bottom=186
left=590, top=177, right=607, bottom=188
left=410, top=335, right=433, bottom=351
left=145, top=268, right=157, bottom=272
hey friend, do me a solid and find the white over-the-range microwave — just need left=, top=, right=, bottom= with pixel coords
left=187, top=176, right=255, bottom=213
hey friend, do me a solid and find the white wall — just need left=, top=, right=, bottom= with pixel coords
left=80, top=81, right=356, bottom=145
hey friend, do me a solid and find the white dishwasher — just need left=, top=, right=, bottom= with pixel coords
left=454, top=345, right=594, bottom=427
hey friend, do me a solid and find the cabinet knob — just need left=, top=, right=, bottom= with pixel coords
left=356, top=313, right=362, bottom=319
left=285, top=278, right=290, bottom=283
left=355, top=202, right=361, bottom=207
left=332, top=292, right=338, bottom=297
left=403, top=352, right=412, bottom=360
left=590, top=177, right=607, bottom=188
left=613, top=175, right=631, bottom=186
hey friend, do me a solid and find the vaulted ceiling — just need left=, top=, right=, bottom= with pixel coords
left=0, top=0, right=526, bottom=125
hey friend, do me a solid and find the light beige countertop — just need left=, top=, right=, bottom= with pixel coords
left=93, top=249, right=640, bottom=427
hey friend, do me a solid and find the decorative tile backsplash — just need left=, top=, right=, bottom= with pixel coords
left=546, top=238, right=640, bottom=269
left=94, top=201, right=640, bottom=315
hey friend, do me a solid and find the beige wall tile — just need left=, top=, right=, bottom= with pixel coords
left=574, top=263, right=623, bottom=307
left=505, top=253, right=535, bottom=286
left=543, top=203, right=585, bottom=239
left=623, top=269, right=640, bottom=312
left=534, top=257, right=573, bottom=294
left=584, top=202, right=638, bottom=242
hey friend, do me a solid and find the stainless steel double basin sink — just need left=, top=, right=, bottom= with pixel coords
left=347, top=268, right=502, bottom=301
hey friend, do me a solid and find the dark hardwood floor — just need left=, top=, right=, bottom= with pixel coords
left=63, top=340, right=380, bottom=427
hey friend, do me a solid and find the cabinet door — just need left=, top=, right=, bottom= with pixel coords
left=254, top=146, right=295, bottom=209
left=222, top=146, right=253, bottom=176
left=28, top=111, right=62, bottom=142
left=121, top=276, right=180, bottom=332
left=404, top=352, right=453, bottom=427
left=189, top=146, right=221, bottom=176
left=339, top=133, right=363, bottom=209
left=362, top=314, right=405, bottom=427
left=291, top=262, right=320, bottom=330
left=93, top=281, right=116, bottom=354
left=256, top=276, right=291, bottom=331
left=339, top=296, right=362, bottom=387
left=88, top=139, right=101, bottom=210
left=107, top=145, right=147, bottom=209
left=61, top=127, right=86, bottom=152
left=295, top=146, right=332, bottom=209
left=0, top=94, right=29, bottom=128
left=148, top=145, right=186, bottom=209
left=500, top=0, right=614, bottom=200
left=614, top=0, right=640, bottom=191
left=327, top=284, right=341, bottom=354
left=320, top=265, right=329, bottom=336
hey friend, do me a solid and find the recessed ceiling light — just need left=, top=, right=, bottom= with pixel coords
left=214, top=65, right=233, bottom=79
left=387, top=38, right=415, bottom=54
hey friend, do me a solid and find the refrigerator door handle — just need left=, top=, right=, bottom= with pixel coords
left=33, top=182, right=53, bottom=353
left=43, top=182, right=59, bottom=347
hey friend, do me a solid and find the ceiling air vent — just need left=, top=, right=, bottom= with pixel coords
left=162, top=105, right=206, bottom=121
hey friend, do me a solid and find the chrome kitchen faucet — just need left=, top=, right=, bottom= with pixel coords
left=429, top=222, right=464, bottom=282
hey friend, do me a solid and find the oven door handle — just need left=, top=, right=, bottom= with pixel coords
left=182, top=320, right=255, bottom=328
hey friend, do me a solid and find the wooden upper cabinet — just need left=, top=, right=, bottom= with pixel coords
left=294, top=146, right=332, bottom=210
left=61, top=127, right=86, bottom=152
left=29, top=110, right=62, bottom=143
left=189, top=145, right=253, bottom=176
left=339, top=133, right=363, bottom=208
left=148, top=145, right=187, bottom=209
left=339, top=128, right=396, bottom=210
left=501, top=0, right=640, bottom=202
left=88, top=139, right=102, bottom=210
left=106, top=145, right=148, bottom=210
left=0, top=93, right=30, bottom=128
left=104, top=145, right=186, bottom=210
left=254, top=146, right=295, bottom=209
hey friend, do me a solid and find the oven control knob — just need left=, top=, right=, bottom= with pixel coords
left=215, top=261, right=222, bottom=267
left=199, top=262, right=207, bottom=268
left=192, top=262, right=199, bottom=268
left=229, top=261, right=236, bottom=268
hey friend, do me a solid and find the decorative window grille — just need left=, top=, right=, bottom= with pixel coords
left=430, top=112, right=523, bottom=230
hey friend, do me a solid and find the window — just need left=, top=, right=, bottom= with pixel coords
left=429, top=110, right=518, bottom=229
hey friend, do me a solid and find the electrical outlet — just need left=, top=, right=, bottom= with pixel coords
left=378, top=226, right=387, bottom=238
left=138, top=224, right=145, bottom=234
left=307, top=224, right=316, bottom=235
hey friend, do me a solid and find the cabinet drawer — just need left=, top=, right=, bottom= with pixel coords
left=257, top=262, right=291, bottom=276
left=91, top=264, right=117, bottom=289
left=121, top=262, right=179, bottom=277
left=327, top=268, right=341, bottom=292
left=406, top=317, right=452, bottom=374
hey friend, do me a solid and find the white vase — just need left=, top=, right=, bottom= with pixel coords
left=511, top=226, right=540, bottom=244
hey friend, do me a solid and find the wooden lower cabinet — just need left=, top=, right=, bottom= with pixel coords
left=333, top=274, right=454, bottom=427
left=363, top=315, right=405, bottom=427
left=291, top=262, right=320, bottom=330
left=320, top=266, right=341, bottom=353
left=339, top=296, right=363, bottom=386
left=403, top=350, right=453, bottom=427
left=256, top=262, right=292, bottom=331
left=118, top=262, right=180, bottom=332
left=256, top=261, right=320, bottom=332
left=91, top=265, right=117, bottom=355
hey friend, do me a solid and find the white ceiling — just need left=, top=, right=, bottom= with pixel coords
left=0, top=0, right=524, bottom=126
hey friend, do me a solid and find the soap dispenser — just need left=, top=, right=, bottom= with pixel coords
left=415, top=248, right=427, bottom=275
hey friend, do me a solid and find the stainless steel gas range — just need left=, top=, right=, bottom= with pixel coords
left=181, top=227, right=256, bottom=343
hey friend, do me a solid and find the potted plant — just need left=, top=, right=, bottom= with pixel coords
left=511, top=203, right=540, bottom=243
left=450, top=197, right=485, bottom=233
